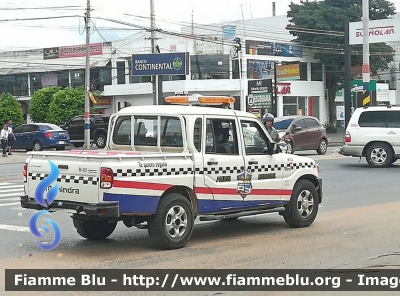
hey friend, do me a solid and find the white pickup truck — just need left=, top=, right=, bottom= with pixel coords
left=21, top=95, right=323, bottom=250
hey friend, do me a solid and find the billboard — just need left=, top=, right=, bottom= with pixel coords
left=247, top=79, right=273, bottom=110
left=131, top=53, right=189, bottom=76
left=43, top=43, right=103, bottom=59
left=248, top=79, right=273, bottom=94
left=245, top=40, right=303, bottom=57
left=247, top=60, right=275, bottom=79
left=349, top=19, right=400, bottom=45
left=276, top=64, right=300, bottom=81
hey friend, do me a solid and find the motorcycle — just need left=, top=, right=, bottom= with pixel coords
left=277, top=138, right=289, bottom=153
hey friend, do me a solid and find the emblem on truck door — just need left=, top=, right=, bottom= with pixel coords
left=237, top=171, right=253, bottom=199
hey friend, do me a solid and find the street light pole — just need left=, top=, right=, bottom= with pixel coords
left=150, top=0, right=157, bottom=105
left=84, top=0, right=91, bottom=149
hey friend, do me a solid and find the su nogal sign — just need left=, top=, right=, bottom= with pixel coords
left=349, top=18, right=399, bottom=45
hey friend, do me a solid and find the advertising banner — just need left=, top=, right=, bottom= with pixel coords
left=245, top=40, right=303, bottom=57
left=248, top=79, right=273, bottom=94
left=247, top=93, right=272, bottom=109
left=247, top=60, right=275, bottom=79
left=43, top=43, right=103, bottom=59
left=349, top=19, right=399, bottom=45
left=131, top=53, right=188, bottom=76
left=276, top=64, right=300, bottom=81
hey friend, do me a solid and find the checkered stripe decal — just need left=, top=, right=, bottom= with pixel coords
left=114, top=167, right=194, bottom=177
left=28, top=173, right=98, bottom=185
left=113, top=162, right=316, bottom=177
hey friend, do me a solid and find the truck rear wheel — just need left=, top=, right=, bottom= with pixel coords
left=73, top=219, right=117, bottom=240
left=148, top=193, right=194, bottom=250
left=283, top=179, right=319, bottom=228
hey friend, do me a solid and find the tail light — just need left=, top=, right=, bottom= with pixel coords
left=100, top=167, right=114, bottom=189
left=66, top=132, right=70, bottom=139
left=316, top=164, right=320, bottom=173
left=345, top=132, right=351, bottom=143
left=23, top=163, right=28, bottom=182
left=45, top=132, right=54, bottom=139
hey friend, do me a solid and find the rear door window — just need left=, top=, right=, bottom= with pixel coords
left=358, top=111, right=388, bottom=127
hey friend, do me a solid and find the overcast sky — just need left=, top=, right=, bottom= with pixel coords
left=0, top=0, right=400, bottom=51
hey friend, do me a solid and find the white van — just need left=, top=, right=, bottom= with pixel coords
left=339, top=106, right=400, bottom=167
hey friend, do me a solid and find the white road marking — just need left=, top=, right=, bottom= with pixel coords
left=0, top=202, right=21, bottom=207
left=0, top=224, right=40, bottom=232
left=0, top=185, right=24, bottom=189
left=0, top=188, right=25, bottom=193
left=0, top=192, right=24, bottom=198
left=0, top=183, right=13, bottom=186
left=0, top=197, right=20, bottom=201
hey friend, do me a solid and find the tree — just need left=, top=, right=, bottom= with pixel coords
left=0, top=93, right=24, bottom=127
left=46, top=87, right=86, bottom=125
left=28, top=86, right=61, bottom=123
left=287, top=0, right=395, bottom=125
left=46, top=86, right=102, bottom=125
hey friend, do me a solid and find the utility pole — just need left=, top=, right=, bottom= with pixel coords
left=362, top=0, right=371, bottom=106
left=344, top=22, right=352, bottom=128
left=84, top=0, right=91, bottom=149
left=150, top=0, right=157, bottom=105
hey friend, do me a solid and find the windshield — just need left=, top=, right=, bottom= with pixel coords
left=273, top=118, right=294, bottom=130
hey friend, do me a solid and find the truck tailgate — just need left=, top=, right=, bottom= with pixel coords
left=26, top=154, right=101, bottom=204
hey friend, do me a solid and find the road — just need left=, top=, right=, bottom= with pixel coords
left=1, top=156, right=399, bottom=295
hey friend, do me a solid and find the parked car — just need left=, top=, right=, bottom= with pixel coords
left=339, top=105, right=400, bottom=167
left=13, top=123, right=70, bottom=151
left=273, top=115, right=328, bottom=154
left=60, top=114, right=109, bottom=148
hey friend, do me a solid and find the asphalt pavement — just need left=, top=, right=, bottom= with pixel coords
left=1, top=155, right=400, bottom=295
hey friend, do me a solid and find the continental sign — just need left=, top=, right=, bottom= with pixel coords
left=276, top=64, right=300, bottom=81
left=131, top=53, right=189, bottom=76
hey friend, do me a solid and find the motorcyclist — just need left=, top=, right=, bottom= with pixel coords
left=262, top=113, right=279, bottom=142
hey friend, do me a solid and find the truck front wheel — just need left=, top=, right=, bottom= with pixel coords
left=283, top=179, right=319, bottom=228
left=73, top=219, right=117, bottom=240
left=148, top=193, right=194, bottom=250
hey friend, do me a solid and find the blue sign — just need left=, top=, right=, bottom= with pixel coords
left=29, top=160, right=62, bottom=251
left=131, top=52, right=188, bottom=76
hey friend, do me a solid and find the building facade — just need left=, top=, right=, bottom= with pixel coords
left=0, top=14, right=329, bottom=124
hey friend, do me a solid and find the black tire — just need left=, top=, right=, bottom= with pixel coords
left=73, top=219, right=117, bottom=240
left=316, top=139, right=328, bottom=155
left=95, top=134, right=106, bottom=148
left=284, top=179, right=319, bottom=228
left=56, top=146, right=66, bottom=151
left=365, top=142, right=393, bottom=168
left=148, top=193, right=194, bottom=250
left=73, top=142, right=84, bottom=148
left=33, top=141, right=43, bottom=151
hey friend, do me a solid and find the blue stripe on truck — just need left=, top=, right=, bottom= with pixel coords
left=103, top=193, right=160, bottom=214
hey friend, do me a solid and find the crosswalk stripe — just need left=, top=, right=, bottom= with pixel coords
left=0, top=192, right=24, bottom=198
left=0, top=188, right=25, bottom=193
left=0, top=224, right=32, bottom=232
left=0, top=185, right=24, bottom=189
left=0, top=183, right=13, bottom=186
left=0, top=202, right=21, bottom=207
left=0, top=197, right=20, bottom=201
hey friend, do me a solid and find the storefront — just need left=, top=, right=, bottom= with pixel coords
left=275, top=81, right=327, bottom=123
left=93, top=96, right=113, bottom=116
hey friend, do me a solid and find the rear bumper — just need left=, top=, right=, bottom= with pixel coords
left=338, top=145, right=364, bottom=157
left=20, top=195, right=120, bottom=218
left=317, top=177, right=323, bottom=203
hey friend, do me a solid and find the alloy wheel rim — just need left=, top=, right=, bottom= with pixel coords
left=297, top=189, right=314, bottom=219
left=371, top=147, right=387, bottom=165
left=165, top=205, right=188, bottom=239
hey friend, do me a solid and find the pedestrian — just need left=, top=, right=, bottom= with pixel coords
left=1, top=124, right=9, bottom=157
left=6, top=119, right=16, bottom=155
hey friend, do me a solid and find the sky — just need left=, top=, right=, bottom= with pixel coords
left=1, top=0, right=400, bottom=51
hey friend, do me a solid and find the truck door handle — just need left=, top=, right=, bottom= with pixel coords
left=248, top=160, right=258, bottom=165
left=207, top=160, right=218, bottom=165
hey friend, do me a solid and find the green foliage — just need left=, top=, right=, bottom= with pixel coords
left=47, top=87, right=85, bottom=125
left=0, top=93, right=24, bottom=127
left=287, top=0, right=395, bottom=124
left=28, top=86, right=61, bottom=123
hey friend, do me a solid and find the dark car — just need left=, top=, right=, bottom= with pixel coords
left=60, top=114, right=109, bottom=148
left=273, top=116, right=328, bottom=154
left=13, top=123, right=70, bottom=151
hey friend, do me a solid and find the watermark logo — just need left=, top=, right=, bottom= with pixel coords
left=28, top=160, right=62, bottom=251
